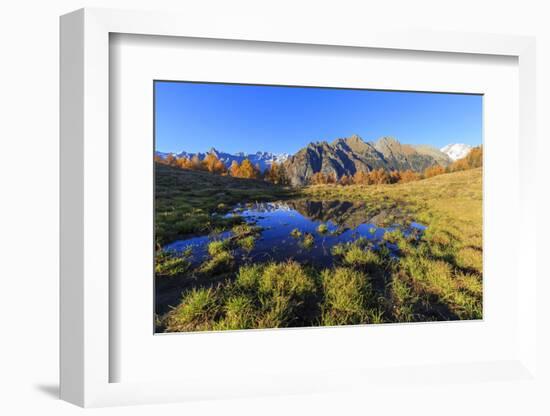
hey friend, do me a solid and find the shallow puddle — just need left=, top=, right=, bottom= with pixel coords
left=164, top=200, right=426, bottom=268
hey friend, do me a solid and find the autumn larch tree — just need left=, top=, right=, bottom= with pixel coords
left=423, top=164, right=445, bottom=178
left=265, top=162, right=288, bottom=184
left=399, top=169, right=420, bottom=183
left=203, top=153, right=227, bottom=174
left=238, top=159, right=260, bottom=179
left=229, top=160, right=241, bottom=177
left=339, top=175, right=352, bottom=186
left=352, top=171, right=369, bottom=185
left=369, top=168, right=390, bottom=184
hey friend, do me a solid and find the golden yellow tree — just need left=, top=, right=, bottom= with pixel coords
left=339, top=175, right=351, bottom=186
left=239, top=159, right=260, bottom=179
left=165, top=154, right=178, bottom=166
left=369, top=168, right=390, bottom=184
left=202, top=153, right=226, bottom=174
left=229, top=160, right=241, bottom=177
left=353, top=171, right=369, bottom=185
left=399, top=169, right=420, bottom=183
left=424, top=164, right=445, bottom=178
left=176, top=156, right=191, bottom=169
left=311, top=172, right=329, bottom=185
left=213, top=159, right=226, bottom=175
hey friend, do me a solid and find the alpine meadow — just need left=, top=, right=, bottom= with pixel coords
left=154, top=81, right=483, bottom=333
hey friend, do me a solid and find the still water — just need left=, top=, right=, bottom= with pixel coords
left=164, top=200, right=426, bottom=268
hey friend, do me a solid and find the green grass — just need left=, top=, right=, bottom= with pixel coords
left=304, top=168, right=483, bottom=321
left=237, top=235, right=256, bottom=252
left=164, top=287, right=220, bottom=332
left=321, top=267, right=371, bottom=325
left=155, top=249, right=191, bottom=277
left=317, top=223, right=329, bottom=234
left=300, top=233, right=315, bottom=249
left=155, top=163, right=292, bottom=246
left=199, top=250, right=234, bottom=276
left=207, top=239, right=230, bottom=257
left=156, top=167, right=483, bottom=331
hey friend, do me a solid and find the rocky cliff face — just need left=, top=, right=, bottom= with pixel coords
left=283, top=135, right=451, bottom=186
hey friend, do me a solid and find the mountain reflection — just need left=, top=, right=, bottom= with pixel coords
left=238, top=199, right=407, bottom=230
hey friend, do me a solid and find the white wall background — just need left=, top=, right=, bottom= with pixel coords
left=1, top=1, right=548, bottom=415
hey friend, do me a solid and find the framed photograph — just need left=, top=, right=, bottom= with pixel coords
left=152, top=81, right=483, bottom=334
left=60, top=8, right=538, bottom=408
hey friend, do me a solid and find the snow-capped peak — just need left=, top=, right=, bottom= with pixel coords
left=440, top=143, right=473, bottom=161
left=155, top=149, right=289, bottom=172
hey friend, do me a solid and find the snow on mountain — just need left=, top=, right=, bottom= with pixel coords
left=155, top=148, right=289, bottom=172
left=440, top=143, right=473, bottom=161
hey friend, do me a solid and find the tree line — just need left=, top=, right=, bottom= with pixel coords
left=154, top=153, right=289, bottom=184
left=155, top=145, right=482, bottom=187
left=308, top=145, right=483, bottom=186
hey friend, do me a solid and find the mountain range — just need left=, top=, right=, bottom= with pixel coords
left=156, top=148, right=290, bottom=172
left=156, top=135, right=475, bottom=186
left=282, top=135, right=456, bottom=186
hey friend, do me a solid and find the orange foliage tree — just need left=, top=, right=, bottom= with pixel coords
left=423, top=164, right=445, bottom=178
left=352, top=171, right=370, bottom=185
left=326, top=172, right=337, bottom=184
left=239, top=159, right=260, bottom=179
left=229, top=160, right=241, bottom=177
left=399, top=169, right=420, bottom=183
left=265, top=162, right=288, bottom=185
left=203, top=153, right=227, bottom=174
left=310, top=172, right=327, bottom=185
left=228, top=159, right=260, bottom=179
left=449, top=146, right=483, bottom=172
left=369, top=168, right=391, bottom=184
left=339, top=175, right=352, bottom=186
left=165, top=154, right=178, bottom=166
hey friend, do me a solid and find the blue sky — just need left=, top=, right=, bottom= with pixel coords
left=155, top=81, right=482, bottom=155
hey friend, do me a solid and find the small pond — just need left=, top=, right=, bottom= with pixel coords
left=164, top=200, right=426, bottom=269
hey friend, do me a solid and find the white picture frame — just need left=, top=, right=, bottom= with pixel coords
left=60, top=7, right=538, bottom=408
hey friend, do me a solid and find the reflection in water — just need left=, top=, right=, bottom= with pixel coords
left=164, top=200, right=426, bottom=268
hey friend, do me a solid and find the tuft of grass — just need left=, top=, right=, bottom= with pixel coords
left=199, top=250, right=234, bottom=276
left=342, top=245, right=381, bottom=270
left=164, top=287, right=220, bottom=332
left=232, top=223, right=262, bottom=237
left=383, top=229, right=404, bottom=244
left=207, top=239, right=230, bottom=257
left=389, top=270, right=418, bottom=322
left=155, top=250, right=191, bottom=277
left=331, top=243, right=347, bottom=257
left=317, top=223, right=329, bottom=234
left=455, top=246, right=482, bottom=274
left=290, top=228, right=302, bottom=238
left=237, top=235, right=256, bottom=252
left=321, top=267, right=371, bottom=326
left=213, top=295, right=256, bottom=330
left=235, top=264, right=263, bottom=291
left=259, top=261, right=316, bottom=299
left=257, top=261, right=317, bottom=327
left=300, top=233, right=315, bottom=249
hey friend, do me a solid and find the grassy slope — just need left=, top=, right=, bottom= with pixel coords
left=156, top=166, right=483, bottom=331
left=301, top=168, right=483, bottom=321
left=155, top=162, right=293, bottom=246
left=301, top=167, right=482, bottom=255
